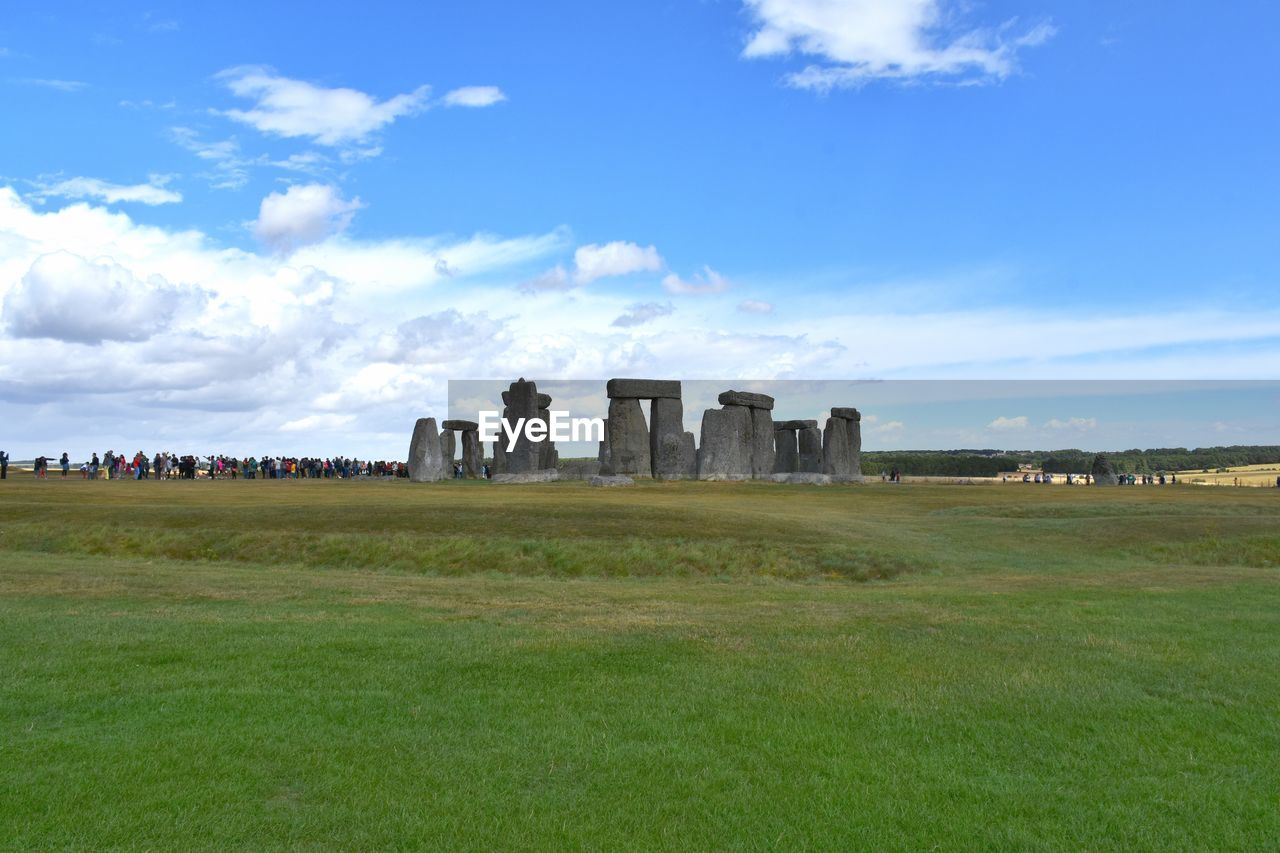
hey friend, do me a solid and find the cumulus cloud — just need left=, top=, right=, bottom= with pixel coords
left=442, top=86, right=507, bottom=107
left=573, top=241, right=663, bottom=284
left=218, top=66, right=431, bottom=146
left=3, top=251, right=206, bottom=343
left=741, top=0, right=1055, bottom=91
left=987, top=415, right=1029, bottom=430
left=612, top=301, right=674, bottom=328
left=253, top=183, right=363, bottom=251
left=737, top=299, right=774, bottom=314
left=372, top=310, right=508, bottom=363
left=32, top=175, right=182, bottom=206
left=663, top=265, right=729, bottom=295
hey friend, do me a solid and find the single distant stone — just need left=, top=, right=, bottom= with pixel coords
left=768, top=472, right=833, bottom=485
left=831, top=407, right=861, bottom=421
left=650, top=396, right=688, bottom=479
left=442, top=419, right=479, bottom=431
left=1091, top=454, right=1119, bottom=486
left=717, top=390, right=775, bottom=410
left=607, top=397, right=651, bottom=477
left=606, top=378, right=681, bottom=399
left=588, top=474, right=635, bottom=487
left=797, top=425, right=823, bottom=473
left=408, top=417, right=445, bottom=482
left=697, top=405, right=753, bottom=480
left=750, top=407, right=775, bottom=479
left=492, top=469, right=560, bottom=484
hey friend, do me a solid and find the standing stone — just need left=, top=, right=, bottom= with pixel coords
left=606, top=397, right=650, bottom=477
left=844, top=411, right=862, bottom=480
left=491, top=440, right=507, bottom=475
left=797, top=423, right=823, bottom=473
left=697, top=405, right=753, bottom=480
left=461, top=429, right=481, bottom=478
left=679, top=431, right=697, bottom=479
left=1091, top=454, right=1119, bottom=486
left=505, top=378, right=541, bottom=474
left=439, top=430, right=456, bottom=478
left=774, top=426, right=799, bottom=474
left=749, top=407, right=775, bottom=479
left=597, top=420, right=612, bottom=475
left=822, top=416, right=853, bottom=480
left=408, top=418, right=445, bottom=482
left=650, top=397, right=690, bottom=479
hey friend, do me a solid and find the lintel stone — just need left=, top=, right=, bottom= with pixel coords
left=606, top=378, right=682, bottom=399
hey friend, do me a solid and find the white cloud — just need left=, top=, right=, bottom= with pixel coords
left=280, top=413, right=356, bottom=432
left=988, top=415, right=1028, bottom=430
left=442, top=86, right=507, bottom=107
left=32, top=175, right=182, bottom=206
left=574, top=241, right=663, bottom=284
left=663, top=265, right=730, bottom=295
left=741, top=0, right=1054, bottom=91
left=738, top=299, right=774, bottom=314
left=612, top=302, right=674, bottom=328
left=3, top=251, right=206, bottom=343
left=1045, top=417, right=1097, bottom=431
left=218, top=66, right=430, bottom=146
left=170, top=127, right=251, bottom=189
left=253, top=184, right=363, bottom=251
left=19, top=78, right=87, bottom=92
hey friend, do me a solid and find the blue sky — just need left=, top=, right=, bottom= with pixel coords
left=1, top=1, right=1277, bottom=457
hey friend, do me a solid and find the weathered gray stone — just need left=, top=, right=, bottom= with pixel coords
left=491, top=440, right=507, bottom=475
left=750, top=407, right=775, bottom=479
left=439, top=430, right=456, bottom=477
left=679, top=431, right=696, bottom=479
left=831, top=407, right=861, bottom=421
left=822, top=416, right=853, bottom=480
left=597, top=423, right=612, bottom=475
left=408, top=418, right=445, bottom=482
left=537, top=393, right=553, bottom=409
left=588, top=474, right=634, bottom=487
left=492, top=469, right=560, bottom=484
left=504, top=378, right=541, bottom=474
left=606, top=378, right=681, bottom=399
left=606, top=397, right=650, bottom=477
left=718, top=390, right=775, bottom=410
left=774, top=426, right=798, bottom=474
left=697, top=405, right=753, bottom=480
left=1091, top=454, right=1119, bottom=486
left=768, top=472, right=833, bottom=485
left=558, top=458, right=602, bottom=480
left=798, top=426, right=823, bottom=473
left=650, top=397, right=690, bottom=479
left=845, top=417, right=862, bottom=480
left=442, top=419, right=479, bottom=432
left=461, top=429, right=481, bottom=478
left=775, top=419, right=818, bottom=431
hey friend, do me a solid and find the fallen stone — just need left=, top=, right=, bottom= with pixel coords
left=750, top=407, right=775, bottom=479
left=607, top=397, right=651, bottom=477
left=697, top=405, right=753, bottom=480
left=718, top=390, right=775, bottom=410
left=558, top=459, right=602, bottom=480
left=768, top=472, right=833, bottom=485
left=407, top=417, right=445, bottom=482
left=606, top=378, right=681, bottom=399
left=588, top=474, right=634, bottom=487
left=442, top=419, right=479, bottom=432
left=831, top=407, right=861, bottom=421
left=492, top=469, right=560, bottom=484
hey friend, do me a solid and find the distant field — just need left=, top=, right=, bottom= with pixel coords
left=1176, top=462, right=1280, bottom=488
left=1, top=479, right=1277, bottom=847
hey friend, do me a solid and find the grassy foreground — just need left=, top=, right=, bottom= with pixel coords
left=1, top=479, right=1277, bottom=848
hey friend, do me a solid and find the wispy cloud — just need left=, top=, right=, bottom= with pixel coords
left=442, top=86, right=507, bottom=108
left=663, top=265, right=729, bottom=295
left=16, top=78, right=87, bottom=92
left=737, top=299, right=774, bottom=314
left=612, top=301, right=675, bottom=328
left=30, top=174, right=182, bottom=206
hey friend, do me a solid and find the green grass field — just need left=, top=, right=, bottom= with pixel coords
left=2, top=478, right=1277, bottom=848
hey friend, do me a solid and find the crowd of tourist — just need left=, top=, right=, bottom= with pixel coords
left=4, top=450, right=410, bottom=480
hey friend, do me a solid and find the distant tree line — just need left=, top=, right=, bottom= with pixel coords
left=861, top=446, right=1280, bottom=477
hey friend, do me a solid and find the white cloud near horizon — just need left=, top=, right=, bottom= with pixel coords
left=988, top=415, right=1029, bottom=430
left=741, top=0, right=1055, bottom=91
left=253, top=183, right=363, bottom=251
left=31, top=175, right=182, bottom=206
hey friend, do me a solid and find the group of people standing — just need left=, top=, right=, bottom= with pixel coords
left=4, top=450, right=409, bottom=481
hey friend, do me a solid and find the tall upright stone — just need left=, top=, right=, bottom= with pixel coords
left=408, top=417, right=445, bottom=482
left=504, top=378, right=541, bottom=474
left=822, top=416, right=853, bottom=480
left=439, top=430, right=456, bottom=477
left=843, top=410, right=862, bottom=480
left=1091, top=454, right=1119, bottom=485
left=491, top=440, right=507, bottom=475
left=697, top=405, right=753, bottom=480
left=606, top=397, right=650, bottom=477
left=750, top=408, right=775, bottom=479
left=461, top=430, right=482, bottom=478
left=774, top=425, right=799, bottom=474
left=797, top=422, right=823, bottom=473
left=650, top=397, right=690, bottom=480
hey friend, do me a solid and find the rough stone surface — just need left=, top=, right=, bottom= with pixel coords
left=768, top=472, right=833, bottom=485
left=830, top=407, right=861, bottom=421
left=606, top=397, right=651, bottom=477
left=606, top=378, right=681, bottom=399
left=774, top=427, right=799, bottom=474
left=492, top=469, right=560, bottom=484
left=442, top=419, right=479, bottom=432
left=650, top=396, right=690, bottom=479
left=775, top=419, right=818, bottom=431
left=491, top=440, right=507, bottom=475
left=408, top=418, right=445, bottom=482
left=588, top=474, right=635, bottom=487
left=597, top=425, right=611, bottom=475
left=558, top=459, right=602, bottom=480
left=461, top=429, right=481, bottom=478
left=537, top=393, right=553, bottom=409
left=718, top=390, right=775, bottom=410
left=797, top=425, right=823, bottom=473
left=439, top=430, right=456, bottom=477
left=697, top=405, right=753, bottom=480
left=1091, top=454, right=1120, bottom=485
left=504, top=378, right=541, bottom=474
left=822, top=416, right=853, bottom=480
left=845, top=416, right=862, bottom=480
left=750, top=407, right=775, bottom=479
